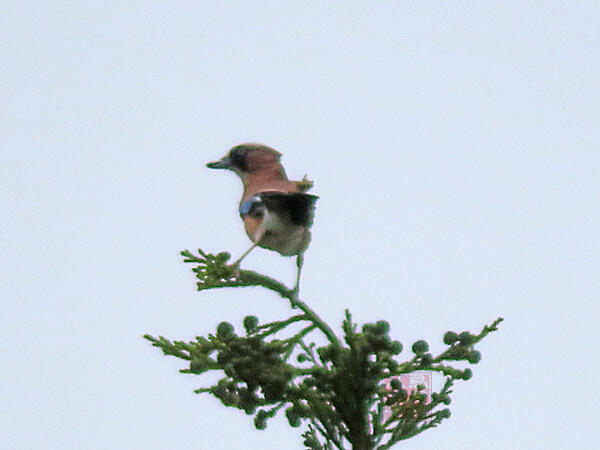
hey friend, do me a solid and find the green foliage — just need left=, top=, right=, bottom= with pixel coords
left=145, top=249, right=502, bottom=449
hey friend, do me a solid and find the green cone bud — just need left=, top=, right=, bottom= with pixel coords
left=243, top=315, right=259, bottom=334
left=438, top=408, right=451, bottom=419
left=217, top=321, right=234, bottom=338
left=285, top=408, right=301, bottom=427
left=390, top=340, right=403, bottom=354
left=468, top=350, right=481, bottom=364
left=443, top=331, right=458, bottom=345
left=374, top=320, right=390, bottom=335
left=412, top=340, right=429, bottom=354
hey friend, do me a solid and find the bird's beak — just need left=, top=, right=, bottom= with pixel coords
left=206, top=156, right=232, bottom=170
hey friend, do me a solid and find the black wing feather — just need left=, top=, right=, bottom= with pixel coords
left=258, top=192, right=318, bottom=227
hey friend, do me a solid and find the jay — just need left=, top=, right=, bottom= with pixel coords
left=206, top=143, right=318, bottom=293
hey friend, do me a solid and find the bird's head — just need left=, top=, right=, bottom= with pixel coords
left=207, top=143, right=286, bottom=179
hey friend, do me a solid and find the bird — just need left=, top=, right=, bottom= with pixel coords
left=206, top=143, right=318, bottom=294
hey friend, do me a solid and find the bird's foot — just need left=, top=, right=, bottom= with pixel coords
left=288, top=286, right=300, bottom=308
left=227, top=262, right=242, bottom=280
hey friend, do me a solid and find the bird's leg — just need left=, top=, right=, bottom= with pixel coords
left=229, top=227, right=266, bottom=278
left=291, top=252, right=305, bottom=302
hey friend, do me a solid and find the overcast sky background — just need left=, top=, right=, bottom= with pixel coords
left=2, top=1, right=599, bottom=449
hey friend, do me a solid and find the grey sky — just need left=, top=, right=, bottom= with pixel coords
left=2, top=1, right=599, bottom=449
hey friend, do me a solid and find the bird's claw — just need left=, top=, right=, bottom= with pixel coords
left=288, top=287, right=300, bottom=308
left=227, top=262, right=241, bottom=280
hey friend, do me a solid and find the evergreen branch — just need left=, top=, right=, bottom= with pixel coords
left=255, top=315, right=309, bottom=339
left=145, top=248, right=504, bottom=449
left=182, top=248, right=342, bottom=348
left=284, top=325, right=318, bottom=360
left=299, top=340, right=320, bottom=365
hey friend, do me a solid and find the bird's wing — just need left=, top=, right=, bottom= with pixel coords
left=258, top=192, right=318, bottom=227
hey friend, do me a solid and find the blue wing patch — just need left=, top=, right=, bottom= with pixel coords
left=239, top=196, right=264, bottom=218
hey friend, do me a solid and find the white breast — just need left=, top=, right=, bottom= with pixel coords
left=259, top=210, right=311, bottom=256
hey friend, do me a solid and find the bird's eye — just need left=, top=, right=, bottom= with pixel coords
left=229, top=147, right=248, bottom=170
